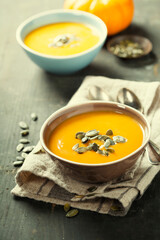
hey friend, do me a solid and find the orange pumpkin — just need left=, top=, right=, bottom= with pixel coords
left=64, top=0, right=134, bottom=36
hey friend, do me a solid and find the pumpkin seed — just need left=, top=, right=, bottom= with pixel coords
left=75, top=132, right=85, bottom=140
left=103, top=150, right=109, bottom=156
left=110, top=139, right=115, bottom=145
left=21, top=152, right=28, bottom=159
left=72, top=143, right=79, bottom=151
left=98, top=135, right=109, bottom=141
left=86, top=143, right=93, bottom=151
left=87, top=186, right=98, bottom=192
left=106, top=148, right=115, bottom=153
left=19, top=138, right=30, bottom=144
left=106, top=129, right=113, bottom=135
left=13, top=160, right=23, bottom=167
left=86, top=129, right=99, bottom=137
left=76, top=147, right=87, bottom=154
left=91, top=143, right=99, bottom=152
left=66, top=209, right=79, bottom=218
left=16, top=156, right=25, bottom=161
left=104, top=139, right=111, bottom=149
left=21, top=130, right=29, bottom=136
left=97, top=149, right=104, bottom=155
left=23, top=146, right=35, bottom=153
left=88, top=135, right=98, bottom=140
left=19, top=121, right=29, bottom=129
left=113, top=136, right=127, bottom=143
left=16, top=143, right=24, bottom=152
left=81, top=136, right=88, bottom=143
left=64, top=203, right=70, bottom=213
left=31, top=113, right=38, bottom=121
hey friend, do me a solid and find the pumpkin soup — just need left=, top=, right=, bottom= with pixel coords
left=48, top=111, right=143, bottom=164
left=24, top=22, right=100, bottom=56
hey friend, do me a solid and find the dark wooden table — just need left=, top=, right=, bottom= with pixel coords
left=1, top=0, right=160, bottom=239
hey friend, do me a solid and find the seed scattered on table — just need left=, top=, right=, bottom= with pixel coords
left=21, top=130, right=29, bottom=136
left=19, top=138, right=30, bottom=144
left=19, top=121, right=29, bottom=129
left=16, top=143, right=24, bottom=152
left=66, top=209, right=79, bottom=218
left=13, top=160, right=23, bottom=167
left=64, top=203, right=70, bottom=213
left=31, top=113, right=38, bottom=121
left=16, top=156, right=25, bottom=161
left=23, top=146, right=35, bottom=153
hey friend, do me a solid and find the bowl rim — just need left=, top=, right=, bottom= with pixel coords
left=40, top=101, right=150, bottom=167
left=16, top=9, right=107, bottom=60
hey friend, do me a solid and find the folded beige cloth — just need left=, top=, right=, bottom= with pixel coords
left=11, top=76, right=160, bottom=216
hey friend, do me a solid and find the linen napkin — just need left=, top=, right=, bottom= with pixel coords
left=11, top=76, right=160, bottom=216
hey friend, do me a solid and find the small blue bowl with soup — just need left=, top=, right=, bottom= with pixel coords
left=16, top=9, right=107, bottom=74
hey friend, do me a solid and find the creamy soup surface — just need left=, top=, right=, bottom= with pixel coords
left=24, top=22, right=100, bottom=56
left=48, top=111, right=144, bottom=164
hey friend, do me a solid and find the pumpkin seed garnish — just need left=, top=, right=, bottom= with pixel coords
left=75, top=132, right=85, bottom=140
left=87, top=186, right=98, bottom=192
left=19, top=138, right=30, bottom=144
left=81, top=136, right=88, bottom=143
left=31, top=113, right=38, bottom=121
left=106, top=129, right=113, bottom=135
left=16, top=143, right=24, bottom=152
left=76, top=147, right=87, bottom=154
left=98, top=135, right=109, bottom=141
left=103, top=150, right=109, bottom=156
left=104, top=139, right=111, bottom=149
left=86, top=129, right=99, bottom=137
left=23, top=146, right=35, bottom=153
left=64, top=203, right=70, bottom=213
left=110, top=139, right=116, bottom=145
left=97, top=149, right=104, bottom=155
left=88, top=135, right=98, bottom=140
left=91, top=143, right=99, bottom=152
left=21, top=130, right=29, bottom=136
left=86, top=143, right=93, bottom=151
left=72, top=143, right=79, bottom=151
left=19, top=121, right=29, bottom=129
left=66, top=209, right=79, bottom=218
left=106, top=148, right=115, bottom=153
left=113, top=136, right=127, bottom=143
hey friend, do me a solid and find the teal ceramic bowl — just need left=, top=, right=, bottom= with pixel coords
left=16, top=9, right=107, bottom=75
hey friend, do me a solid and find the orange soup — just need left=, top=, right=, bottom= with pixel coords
left=24, top=22, right=100, bottom=56
left=48, top=111, right=143, bottom=164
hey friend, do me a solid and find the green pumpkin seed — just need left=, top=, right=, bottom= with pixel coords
left=106, top=148, right=115, bottom=153
left=64, top=203, right=70, bottom=213
left=77, top=147, right=87, bottom=154
left=21, top=130, right=29, bottom=136
left=88, top=135, right=98, bottom=140
left=87, top=186, right=98, bottom=192
left=19, top=139, right=30, bottom=144
left=104, top=139, right=111, bottom=149
left=81, top=136, right=88, bottom=143
left=98, top=135, right=109, bottom=141
left=86, top=129, right=99, bottom=137
left=91, top=143, right=99, bottom=152
left=97, top=149, right=104, bottom=155
left=72, top=143, right=79, bottom=151
left=106, top=129, right=113, bottom=135
left=110, top=139, right=115, bottom=145
left=21, top=152, right=28, bottom=159
left=103, top=150, right=109, bottom=156
left=19, top=121, right=29, bottom=129
left=13, top=160, right=23, bottom=167
left=66, top=209, right=79, bottom=218
left=75, top=132, right=85, bottom=140
left=113, top=136, right=127, bottom=143
left=23, top=146, right=34, bottom=153
left=31, top=113, right=38, bottom=121
left=16, top=156, right=25, bottom=161
left=16, top=143, right=24, bottom=152
left=86, top=143, right=93, bottom=151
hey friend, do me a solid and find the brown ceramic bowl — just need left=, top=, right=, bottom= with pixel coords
left=40, top=101, right=150, bottom=183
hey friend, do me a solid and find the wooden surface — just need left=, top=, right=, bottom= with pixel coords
left=0, top=0, right=160, bottom=239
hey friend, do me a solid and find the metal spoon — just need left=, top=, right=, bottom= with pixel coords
left=88, top=85, right=160, bottom=164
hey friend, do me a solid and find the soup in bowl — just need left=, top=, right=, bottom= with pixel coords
left=40, top=101, right=150, bottom=183
left=16, top=9, right=107, bottom=74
